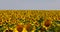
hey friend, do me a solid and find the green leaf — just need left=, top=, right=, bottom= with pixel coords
left=23, top=20, right=30, bottom=25
left=48, top=24, right=56, bottom=32
left=55, top=20, right=60, bottom=24
left=35, top=26, right=43, bottom=32
left=0, top=30, right=3, bottom=32
left=55, top=26, right=60, bottom=32
left=0, top=26, right=3, bottom=28
left=0, top=26, right=6, bottom=32
left=34, top=26, right=40, bottom=32
left=38, top=17, right=44, bottom=24
left=34, top=29, right=39, bottom=32
left=52, top=20, right=59, bottom=26
left=9, top=24, right=15, bottom=28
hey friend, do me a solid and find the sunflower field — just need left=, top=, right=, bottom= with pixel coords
left=0, top=10, right=60, bottom=32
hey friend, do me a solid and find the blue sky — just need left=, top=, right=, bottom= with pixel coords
left=0, top=0, right=60, bottom=10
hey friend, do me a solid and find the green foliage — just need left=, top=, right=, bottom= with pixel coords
left=47, top=20, right=60, bottom=32
left=0, top=26, right=6, bottom=32
left=47, top=26, right=55, bottom=32
left=8, top=24, right=15, bottom=28
left=34, top=26, right=47, bottom=32
left=55, top=26, right=60, bottom=32
left=34, top=26, right=41, bottom=32
left=54, top=20, right=60, bottom=24
left=38, top=17, right=44, bottom=24
left=34, top=29, right=39, bottom=32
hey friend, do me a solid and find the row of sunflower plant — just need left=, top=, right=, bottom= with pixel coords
left=0, top=10, right=60, bottom=32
